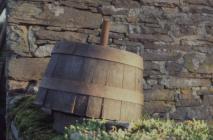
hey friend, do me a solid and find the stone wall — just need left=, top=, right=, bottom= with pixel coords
left=7, top=0, right=213, bottom=120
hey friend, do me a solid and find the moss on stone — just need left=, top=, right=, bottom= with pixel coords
left=8, top=95, right=64, bottom=140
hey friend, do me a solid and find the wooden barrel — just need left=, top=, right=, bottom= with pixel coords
left=35, top=41, right=144, bottom=122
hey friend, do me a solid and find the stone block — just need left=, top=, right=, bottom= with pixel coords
left=128, top=34, right=173, bottom=43
left=144, top=61, right=161, bottom=71
left=160, top=77, right=211, bottom=88
left=8, top=2, right=102, bottom=29
left=140, top=0, right=180, bottom=7
left=7, top=80, right=28, bottom=95
left=99, top=5, right=128, bottom=15
left=8, top=57, right=49, bottom=81
left=175, top=98, right=202, bottom=107
left=144, top=89, right=175, bottom=101
left=184, top=53, right=206, bottom=73
left=35, top=29, right=88, bottom=43
left=7, top=25, right=30, bottom=57
left=112, top=0, right=141, bottom=8
left=203, top=95, right=213, bottom=106
left=110, top=23, right=128, bottom=34
left=165, top=62, right=183, bottom=75
left=206, top=24, right=213, bottom=35
left=183, top=0, right=213, bottom=6
left=144, top=101, right=174, bottom=114
left=32, top=44, right=55, bottom=57
left=170, top=106, right=213, bottom=120
left=198, top=54, right=213, bottom=74
left=143, top=49, right=182, bottom=61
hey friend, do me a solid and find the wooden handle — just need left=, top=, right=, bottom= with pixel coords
left=101, top=19, right=110, bottom=48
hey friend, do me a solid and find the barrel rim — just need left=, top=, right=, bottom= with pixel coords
left=52, top=41, right=144, bottom=70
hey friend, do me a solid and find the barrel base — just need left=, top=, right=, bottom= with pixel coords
left=53, top=111, right=84, bottom=133
left=52, top=111, right=131, bottom=133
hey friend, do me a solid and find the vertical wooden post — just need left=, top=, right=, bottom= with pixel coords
left=101, top=19, right=110, bottom=48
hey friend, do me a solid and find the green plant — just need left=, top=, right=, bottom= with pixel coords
left=9, top=96, right=64, bottom=140
left=64, top=119, right=213, bottom=140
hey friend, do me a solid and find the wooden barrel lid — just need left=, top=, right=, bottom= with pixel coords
left=52, top=41, right=144, bottom=70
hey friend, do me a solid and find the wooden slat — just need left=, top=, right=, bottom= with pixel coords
left=34, top=87, right=47, bottom=105
left=106, top=62, right=124, bottom=88
left=45, top=55, right=58, bottom=77
left=86, top=96, right=103, bottom=118
left=80, top=58, right=97, bottom=83
left=92, top=60, right=109, bottom=85
left=136, top=68, right=143, bottom=91
left=70, top=56, right=84, bottom=81
left=40, top=77, right=144, bottom=104
left=52, top=55, right=68, bottom=78
left=73, top=95, right=88, bottom=116
left=44, top=90, right=76, bottom=114
left=120, top=101, right=143, bottom=121
left=102, top=99, right=121, bottom=120
left=123, top=65, right=136, bottom=90
left=53, top=41, right=143, bottom=69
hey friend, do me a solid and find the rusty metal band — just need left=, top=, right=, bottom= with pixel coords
left=40, top=77, right=144, bottom=105
left=52, top=42, right=143, bottom=70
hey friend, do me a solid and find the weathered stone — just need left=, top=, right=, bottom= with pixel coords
left=99, top=5, right=128, bottom=15
left=180, top=89, right=192, bottom=95
left=170, top=106, right=213, bottom=120
left=128, top=24, right=141, bottom=34
left=165, top=62, right=183, bottom=75
left=206, top=24, right=213, bottom=35
left=203, top=95, right=213, bottom=106
left=184, top=53, right=206, bottom=73
left=32, top=44, right=55, bottom=57
left=140, top=0, right=180, bottom=7
left=8, top=57, right=49, bottom=81
left=9, top=2, right=102, bottom=29
left=128, top=34, right=173, bottom=43
left=7, top=25, right=30, bottom=56
left=144, top=61, right=160, bottom=71
left=112, top=0, right=141, bottom=8
left=135, top=6, right=164, bottom=24
left=144, top=70, right=162, bottom=77
left=109, top=32, right=125, bottom=39
left=143, top=49, right=182, bottom=61
left=179, top=24, right=197, bottom=35
left=144, top=101, right=174, bottom=114
left=141, top=26, right=167, bottom=34
left=35, top=29, right=88, bottom=43
left=88, top=35, right=100, bottom=44
left=110, top=23, right=128, bottom=33
left=144, top=89, right=175, bottom=101
left=8, top=80, right=28, bottom=93
left=161, top=77, right=211, bottom=88
left=183, top=0, right=213, bottom=6
left=198, top=54, right=213, bottom=74
left=197, top=89, right=213, bottom=96
left=61, top=0, right=102, bottom=8
left=175, top=97, right=202, bottom=107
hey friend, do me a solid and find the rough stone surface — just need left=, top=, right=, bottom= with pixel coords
left=161, top=77, right=211, bottom=88
left=6, top=0, right=213, bottom=120
left=7, top=80, right=28, bottom=94
left=8, top=2, right=102, bottom=29
left=144, top=89, right=175, bottom=101
left=8, top=57, right=49, bottom=81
